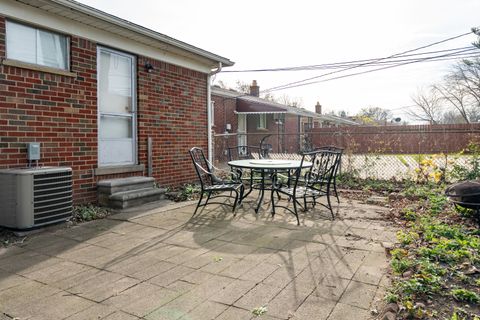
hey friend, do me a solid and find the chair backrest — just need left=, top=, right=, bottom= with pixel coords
left=280, top=152, right=311, bottom=193
left=260, top=135, right=272, bottom=159
left=316, top=145, right=344, bottom=153
left=189, top=147, right=213, bottom=188
left=315, top=145, right=343, bottom=176
left=227, top=145, right=262, bottom=161
left=305, top=150, right=341, bottom=189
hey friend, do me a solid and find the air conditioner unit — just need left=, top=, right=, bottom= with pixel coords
left=0, top=167, right=73, bottom=230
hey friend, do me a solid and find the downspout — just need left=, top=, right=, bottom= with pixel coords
left=207, top=62, right=222, bottom=164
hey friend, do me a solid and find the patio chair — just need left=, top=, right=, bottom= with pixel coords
left=260, top=134, right=272, bottom=159
left=270, top=152, right=310, bottom=225
left=227, top=145, right=262, bottom=161
left=270, top=150, right=339, bottom=225
left=227, top=145, right=273, bottom=197
left=303, top=150, right=341, bottom=218
left=189, top=147, right=244, bottom=215
left=315, top=146, right=343, bottom=203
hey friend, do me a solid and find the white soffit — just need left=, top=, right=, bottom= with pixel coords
left=2, top=0, right=233, bottom=73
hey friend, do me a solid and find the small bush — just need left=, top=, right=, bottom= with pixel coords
left=450, top=142, right=480, bottom=181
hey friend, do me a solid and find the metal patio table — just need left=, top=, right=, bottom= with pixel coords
left=228, top=159, right=312, bottom=213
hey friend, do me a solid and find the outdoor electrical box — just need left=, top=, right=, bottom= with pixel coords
left=27, top=142, right=41, bottom=161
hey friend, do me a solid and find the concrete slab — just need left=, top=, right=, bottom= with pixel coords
left=0, top=195, right=396, bottom=320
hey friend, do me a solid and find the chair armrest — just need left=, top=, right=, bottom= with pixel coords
left=213, top=167, right=242, bottom=184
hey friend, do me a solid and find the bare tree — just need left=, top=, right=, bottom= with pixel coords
left=408, top=87, right=443, bottom=124
left=407, top=28, right=480, bottom=124
left=473, top=27, right=480, bottom=49
left=442, top=110, right=466, bottom=124
left=327, top=110, right=349, bottom=118
left=235, top=80, right=250, bottom=94
left=434, top=80, right=470, bottom=123
left=275, top=94, right=304, bottom=108
left=213, top=80, right=304, bottom=107
left=451, top=59, right=480, bottom=106
left=357, top=106, right=392, bottom=124
left=433, top=30, right=480, bottom=123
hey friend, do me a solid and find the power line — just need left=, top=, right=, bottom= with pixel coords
left=222, top=46, right=477, bottom=73
left=261, top=30, right=476, bottom=93
left=265, top=48, right=479, bottom=93
left=289, top=51, right=478, bottom=70
left=214, top=29, right=479, bottom=104
left=386, top=104, right=417, bottom=112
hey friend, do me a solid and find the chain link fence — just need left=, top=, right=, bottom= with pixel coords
left=213, top=129, right=479, bottom=183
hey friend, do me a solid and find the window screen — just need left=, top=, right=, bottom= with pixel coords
left=6, top=21, right=69, bottom=70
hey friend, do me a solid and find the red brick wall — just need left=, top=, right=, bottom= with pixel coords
left=283, top=114, right=299, bottom=153
left=137, top=57, right=208, bottom=186
left=212, top=93, right=237, bottom=134
left=246, top=114, right=273, bottom=147
left=0, top=16, right=208, bottom=203
left=309, top=123, right=480, bottom=154
left=211, top=94, right=237, bottom=163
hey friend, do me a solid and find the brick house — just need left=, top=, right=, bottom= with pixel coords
left=212, top=81, right=357, bottom=157
left=0, top=0, right=233, bottom=204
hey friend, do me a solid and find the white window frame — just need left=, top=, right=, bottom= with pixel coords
left=5, top=20, right=70, bottom=70
left=257, top=113, right=267, bottom=129
left=97, top=46, right=137, bottom=167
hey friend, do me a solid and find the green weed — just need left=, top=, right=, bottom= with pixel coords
left=397, top=230, right=420, bottom=246
left=391, top=258, right=414, bottom=274
left=450, top=142, right=480, bottom=181
left=451, top=288, right=480, bottom=303
left=252, top=305, right=268, bottom=316
left=72, top=205, right=110, bottom=222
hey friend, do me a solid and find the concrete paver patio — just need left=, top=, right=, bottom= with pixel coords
left=0, top=194, right=396, bottom=320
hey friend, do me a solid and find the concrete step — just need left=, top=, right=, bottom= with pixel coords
left=98, top=176, right=155, bottom=195
left=107, top=187, right=167, bottom=209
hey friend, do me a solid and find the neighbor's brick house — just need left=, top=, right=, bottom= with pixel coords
left=0, top=0, right=233, bottom=203
left=212, top=81, right=357, bottom=159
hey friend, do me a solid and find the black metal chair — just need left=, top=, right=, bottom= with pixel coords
left=315, top=145, right=343, bottom=203
left=227, top=145, right=262, bottom=161
left=270, top=152, right=310, bottom=225
left=270, top=150, right=340, bottom=225
left=260, top=135, right=272, bottom=159
left=227, top=145, right=269, bottom=200
left=189, top=147, right=244, bottom=215
left=303, top=150, right=341, bottom=217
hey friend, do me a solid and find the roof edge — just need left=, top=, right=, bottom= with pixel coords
left=39, top=0, right=234, bottom=67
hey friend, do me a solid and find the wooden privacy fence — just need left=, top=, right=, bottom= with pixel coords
left=308, top=123, right=480, bottom=154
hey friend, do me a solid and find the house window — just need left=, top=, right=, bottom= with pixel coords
left=257, top=114, right=267, bottom=129
left=303, top=118, right=313, bottom=132
left=6, top=20, right=69, bottom=70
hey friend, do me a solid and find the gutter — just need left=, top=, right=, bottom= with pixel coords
left=207, top=62, right=222, bottom=164
left=25, top=0, right=234, bottom=67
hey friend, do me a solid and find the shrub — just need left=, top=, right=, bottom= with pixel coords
left=450, top=142, right=480, bottom=181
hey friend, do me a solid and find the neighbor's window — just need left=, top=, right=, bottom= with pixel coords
left=258, top=114, right=267, bottom=129
left=6, top=20, right=69, bottom=70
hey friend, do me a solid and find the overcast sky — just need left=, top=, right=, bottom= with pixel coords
left=77, top=0, right=480, bottom=120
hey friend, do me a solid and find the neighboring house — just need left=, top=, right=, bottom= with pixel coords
left=212, top=81, right=357, bottom=156
left=0, top=0, right=233, bottom=204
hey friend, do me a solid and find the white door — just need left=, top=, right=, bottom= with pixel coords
left=237, top=114, right=247, bottom=148
left=97, top=47, right=136, bottom=166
